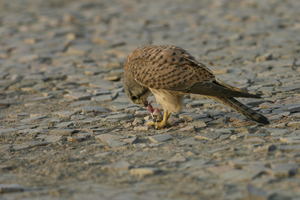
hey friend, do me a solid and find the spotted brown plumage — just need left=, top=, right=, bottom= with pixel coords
left=123, top=45, right=269, bottom=129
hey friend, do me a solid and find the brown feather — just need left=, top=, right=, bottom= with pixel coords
left=212, top=96, right=269, bottom=124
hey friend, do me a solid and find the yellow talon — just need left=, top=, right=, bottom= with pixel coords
left=146, top=111, right=171, bottom=129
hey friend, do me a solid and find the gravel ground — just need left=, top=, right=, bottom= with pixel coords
left=0, top=0, right=300, bottom=199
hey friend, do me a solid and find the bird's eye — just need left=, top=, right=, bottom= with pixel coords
left=131, top=96, right=138, bottom=100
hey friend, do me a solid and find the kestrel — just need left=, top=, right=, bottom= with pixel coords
left=123, top=45, right=269, bottom=129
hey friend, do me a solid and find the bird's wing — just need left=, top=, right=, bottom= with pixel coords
left=129, top=45, right=260, bottom=98
left=130, top=45, right=214, bottom=90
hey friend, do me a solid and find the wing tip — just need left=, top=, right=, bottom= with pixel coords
left=255, top=114, right=270, bottom=125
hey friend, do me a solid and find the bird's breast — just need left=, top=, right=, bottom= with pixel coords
left=150, top=89, right=183, bottom=113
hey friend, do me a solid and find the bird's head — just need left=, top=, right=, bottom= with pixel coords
left=123, top=71, right=150, bottom=107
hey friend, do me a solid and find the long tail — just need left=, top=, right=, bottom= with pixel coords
left=213, top=96, right=270, bottom=124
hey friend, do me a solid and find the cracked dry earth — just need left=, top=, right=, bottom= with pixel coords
left=0, top=0, right=300, bottom=199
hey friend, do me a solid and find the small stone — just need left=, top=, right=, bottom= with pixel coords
left=103, top=160, right=131, bottom=171
left=55, top=121, right=74, bottom=128
left=49, top=129, right=75, bottom=136
left=179, top=125, right=195, bottom=131
left=266, top=128, right=289, bottom=136
left=287, top=104, right=300, bottom=113
left=18, top=54, right=39, bottom=63
left=66, top=45, right=91, bottom=56
left=95, top=134, right=125, bottom=147
left=271, top=163, right=298, bottom=177
left=186, top=101, right=204, bottom=108
left=104, top=75, right=120, bottom=81
left=247, top=184, right=268, bottom=200
left=269, top=112, right=290, bottom=120
left=64, top=92, right=92, bottom=100
left=129, top=168, right=159, bottom=177
left=169, top=153, right=186, bottom=163
left=80, top=106, right=110, bottom=114
left=279, top=136, right=300, bottom=144
left=13, top=141, right=49, bottom=151
left=67, top=135, right=88, bottom=142
left=244, top=137, right=265, bottom=143
left=133, top=126, right=149, bottom=131
left=256, top=53, right=273, bottom=62
left=270, top=122, right=287, bottom=128
left=20, top=114, right=47, bottom=123
left=105, top=62, right=121, bottom=69
left=110, top=102, right=131, bottom=111
left=91, top=95, right=112, bottom=102
left=148, top=134, right=173, bottom=143
left=192, top=121, right=207, bottom=128
left=230, top=135, right=238, bottom=140
left=287, top=121, right=300, bottom=128
left=123, top=136, right=138, bottom=144
left=131, top=118, right=144, bottom=126
left=268, top=193, right=292, bottom=200
left=53, top=111, right=76, bottom=119
left=23, top=38, right=36, bottom=44
left=0, top=184, right=25, bottom=193
left=105, top=113, right=133, bottom=121
left=195, top=135, right=212, bottom=141
left=179, top=113, right=207, bottom=121
left=179, top=137, right=201, bottom=146
left=279, top=144, right=300, bottom=152
left=268, top=145, right=277, bottom=152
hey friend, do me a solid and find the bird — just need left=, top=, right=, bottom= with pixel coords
left=123, top=45, right=269, bottom=129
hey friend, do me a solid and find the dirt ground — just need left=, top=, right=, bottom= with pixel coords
left=0, top=0, right=300, bottom=199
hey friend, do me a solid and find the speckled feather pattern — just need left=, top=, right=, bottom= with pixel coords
left=124, top=45, right=269, bottom=125
left=124, top=45, right=214, bottom=90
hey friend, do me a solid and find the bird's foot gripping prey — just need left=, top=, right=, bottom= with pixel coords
left=145, top=102, right=168, bottom=129
left=123, top=45, right=270, bottom=129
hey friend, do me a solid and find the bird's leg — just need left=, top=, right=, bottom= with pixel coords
left=146, top=110, right=171, bottom=129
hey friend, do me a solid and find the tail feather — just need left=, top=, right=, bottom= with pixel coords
left=213, top=96, right=270, bottom=124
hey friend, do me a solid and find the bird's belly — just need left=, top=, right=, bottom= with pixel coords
left=150, top=89, right=183, bottom=112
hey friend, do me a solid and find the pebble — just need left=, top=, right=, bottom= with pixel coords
left=20, top=114, right=47, bottom=123
left=244, top=137, right=266, bottom=143
left=52, top=111, right=76, bottom=119
left=38, top=135, right=62, bottom=143
left=0, top=184, right=26, bottom=193
left=195, top=135, right=212, bottom=141
left=64, top=92, right=92, bottom=101
left=129, top=168, right=159, bottom=177
left=247, top=184, right=268, bottom=200
left=110, top=102, right=132, bottom=111
left=104, top=113, right=133, bottom=121
left=67, top=135, right=87, bottom=142
left=13, top=141, right=50, bottom=151
left=104, top=160, right=131, bottom=171
left=49, top=128, right=75, bottom=136
left=95, top=134, right=125, bottom=147
left=133, top=126, right=149, bottom=131
left=179, top=113, right=207, bottom=121
left=179, top=125, right=196, bottom=131
left=91, top=95, right=112, bottom=102
left=287, top=121, right=300, bottom=128
left=287, top=104, right=300, bottom=113
left=192, top=121, right=207, bottom=128
left=148, top=134, right=173, bottom=143
left=123, top=136, right=138, bottom=144
left=79, top=106, right=110, bottom=114
left=169, top=153, right=187, bottom=163
left=55, top=121, right=74, bottom=128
